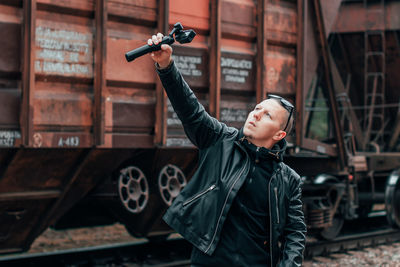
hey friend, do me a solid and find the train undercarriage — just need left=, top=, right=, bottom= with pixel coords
left=49, top=148, right=400, bottom=242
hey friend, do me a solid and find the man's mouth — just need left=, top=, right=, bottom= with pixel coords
left=249, top=121, right=256, bottom=127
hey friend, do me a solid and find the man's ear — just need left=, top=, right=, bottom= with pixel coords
left=273, top=130, right=286, bottom=141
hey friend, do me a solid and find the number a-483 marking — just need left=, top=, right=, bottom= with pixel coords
left=58, top=136, right=80, bottom=147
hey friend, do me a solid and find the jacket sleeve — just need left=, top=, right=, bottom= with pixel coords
left=156, top=61, right=237, bottom=149
left=279, top=173, right=307, bottom=267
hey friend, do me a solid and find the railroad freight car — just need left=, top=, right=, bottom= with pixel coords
left=0, top=0, right=399, bottom=254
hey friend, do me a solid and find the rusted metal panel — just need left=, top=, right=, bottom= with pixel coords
left=106, top=0, right=159, bottom=147
left=164, top=0, right=211, bottom=147
left=166, top=95, right=209, bottom=147
left=0, top=18, right=21, bottom=74
left=35, top=16, right=94, bottom=79
left=266, top=1, right=297, bottom=46
left=220, top=53, right=255, bottom=128
left=264, top=1, right=299, bottom=142
left=172, top=46, right=209, bottom=88
left=170, top=0, right=209, bottom=33
left=220, top=95, right=255, bottom=130
left=209, top=0, right=221, bottom=119
left=110, top=90, right=156, bottom=147
left=1, top=0, right=309, bottom=150
left=107, top=23, right=157, bottom=85
left=0, top=150, right=86, bottom=192
left=221, top=0, right=256, bottom=41
left=296, top=0, right=304, bottom=147
left=107, top=0, right=157, bottom=25
left=219, top=0, right=256, bottom=129
left=24, top=149, right=93, bottom=249
left=302, top=137, right=338, bottom=157
left=334, top=1, right=400, bottom=33
left=33, top=82, right=93, bottom=148
left=94, top=0, right=107, bottom=146
left=163, top=0, right=301, bottom=145
left=154, top=0, right=169, bottom=146
left=221, top=52, right=255, bottom=92
left=361, top=153, right=400, bottom=172
left=256, top=0, right=267, bottom=103
left=21, top=0, right=35, bottom=147
left=31, top=132, right=92, bottom=148
left=32, top=6, right=95, bottom=148
left=0, top=91, right=21, bottom=133
left=33, top=82, right=92, bottom=126
left=164, top=46, right=208, bottom=147
left=0, top=199, right=55, bottom=253
left=37, top=0, right=94, bottom=14
left=265, top=45, right=296, bottom=95
left=111, top=93, right=156, bottom=130
left=0, top=148, right=138, bottom=252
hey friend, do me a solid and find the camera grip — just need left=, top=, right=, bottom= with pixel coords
left=125, top=36, right=174, bottom=62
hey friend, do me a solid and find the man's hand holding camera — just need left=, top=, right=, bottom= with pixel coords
left=147, top=33, right=173, bottom=69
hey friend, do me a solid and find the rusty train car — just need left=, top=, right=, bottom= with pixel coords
left=0, top=0, right=399, bottom=253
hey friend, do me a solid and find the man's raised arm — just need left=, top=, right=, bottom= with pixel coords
left=148, top=33, right=236, bottom=148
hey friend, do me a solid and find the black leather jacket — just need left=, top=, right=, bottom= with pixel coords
left=158, top=62, right=306, bottom=266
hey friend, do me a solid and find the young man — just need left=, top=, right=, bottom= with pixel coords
left=148, top=33, right=306, bottom=267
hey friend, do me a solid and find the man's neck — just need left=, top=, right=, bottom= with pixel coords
left=245, top=137, right=274, bottom=149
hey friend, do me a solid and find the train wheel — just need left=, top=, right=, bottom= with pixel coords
left=385, top=169, right=400, bottom=228
left=319, top=215, right=344, bottom=240
left=158, top=164, right=187, bottom=206
left=118, top=166, right=149, bottom=214
left=314, top=174, right=344, bottom=240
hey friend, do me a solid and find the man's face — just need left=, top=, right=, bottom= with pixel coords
left=243, top=99, right=287, bottom=146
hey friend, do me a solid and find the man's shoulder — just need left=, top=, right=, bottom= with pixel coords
left=200, top=126, right=240, bottom=149
left=279, top=162, right=301, bottom=182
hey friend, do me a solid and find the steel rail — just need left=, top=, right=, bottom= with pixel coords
left=0, top=238, right=192, bottom=267
left=1, top=228, right=399, bottom=265
left=305, top=228, right=400, bottom=258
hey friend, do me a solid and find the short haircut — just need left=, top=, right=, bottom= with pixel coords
left=267, top=95, right=295, bottom=134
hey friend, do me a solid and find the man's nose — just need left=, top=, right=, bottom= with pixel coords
left=253, top=109, right=262, bottom=120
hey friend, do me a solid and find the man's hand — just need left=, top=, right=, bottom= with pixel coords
left=148, top=33, right=173, bottom=69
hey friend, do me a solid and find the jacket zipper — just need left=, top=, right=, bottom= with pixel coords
left=182, top=184, right=216, bottom=207
left=268, top=176, right=273, bottom=267
left=249, top=147, right=260, bottom=183
left=205, top=148, right=249, bottom=254
left=268, top=165, right=281, bottom=267
left=274, top=187, right=280, bottom=224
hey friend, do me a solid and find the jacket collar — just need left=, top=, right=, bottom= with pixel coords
left=237, top=128, right=287, bottom=162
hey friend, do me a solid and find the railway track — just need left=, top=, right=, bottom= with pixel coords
left=305, top=228, right=400, bottom=258
left=1, top=228, right=399, bottom=266
left=0, top=237, right=192, bottom=267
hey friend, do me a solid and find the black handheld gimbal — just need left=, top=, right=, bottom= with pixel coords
left=125, top=22, right=196, bottom=62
